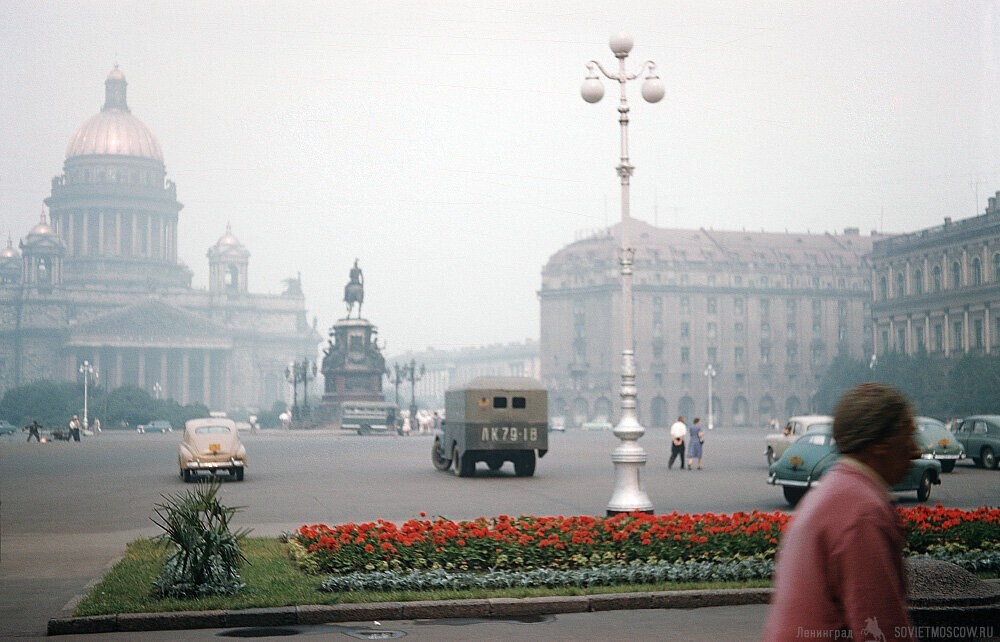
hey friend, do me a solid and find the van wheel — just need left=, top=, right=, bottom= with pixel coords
left=454, top=445, right=474, bottom=477
left=431, top=439, right=452, bottom=471
left=514, top=452, right=536, bottom=477
left=234, top=468, right=244, bottom=482
left=182, top=469, right=193, bottom=483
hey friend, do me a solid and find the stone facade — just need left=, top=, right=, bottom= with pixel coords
left=870, top=194, right=1000, bottom=358
left=0, top=67, right=319, bottom=411
left=539, top=221, right=878, bottom=428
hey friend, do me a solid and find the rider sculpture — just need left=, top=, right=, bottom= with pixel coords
left=344, top=259, right=364, bottom=318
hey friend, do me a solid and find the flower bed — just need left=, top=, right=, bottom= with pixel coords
left=292, top=505, right=999, bottom=577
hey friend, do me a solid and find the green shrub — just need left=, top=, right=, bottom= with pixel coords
left=150, top=480, right=250, bottom=598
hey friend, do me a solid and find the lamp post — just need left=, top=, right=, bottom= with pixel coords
left=402, top=359, right=425, bottom=432
left=300, top=359, right=317, bottom=418
left=387, top=363, right=405, bottom=405
left=581, top=32, right=664, bottom=515
left=703, top=364, right=716, bottom=430
left=79, top=360, right=97, bottom=431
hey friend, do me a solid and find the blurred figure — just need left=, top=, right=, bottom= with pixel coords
left=92, top=417, right=101, bottom=434
left=69, top=415, right=82, bottom=442
left=687, top=417, right=704, bottom=470
left=25, top=420, right=42, bottom=443
left=668, top=416, right=687, bottom=469
left=763, top=383, right=919, bottom=642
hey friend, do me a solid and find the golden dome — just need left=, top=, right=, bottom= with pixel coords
left=65, top=66, right=163, bottom=162
left=28, top=212, right=55, bottom=237
left=215, top=223, right=241, bottom=247
left=1, top=237, right=19, bottom=259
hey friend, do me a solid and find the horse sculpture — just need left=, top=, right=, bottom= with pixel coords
left=344, top=259, right=364, bottom=318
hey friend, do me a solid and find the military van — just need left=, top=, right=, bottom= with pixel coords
left=432, top=376, right=548, bottom=477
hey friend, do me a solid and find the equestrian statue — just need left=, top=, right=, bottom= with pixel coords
left=344, top=259, right=364, bottom=318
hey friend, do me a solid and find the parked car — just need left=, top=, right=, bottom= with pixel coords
left=178, top=418, right=247, bottom=482
left=953, top=415, right=1000, bottom=469
left=765, top=415, right=833, bottom=466
left=0, top=420, right=17, bottom=436
left=138, top=420, right=172, bottom=433
left=914, top=416, right=964, bottom=473
left=767, top=424, right=941, bottom=506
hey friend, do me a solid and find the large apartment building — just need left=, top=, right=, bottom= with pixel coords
left=539, top=221, right=878, bottom=428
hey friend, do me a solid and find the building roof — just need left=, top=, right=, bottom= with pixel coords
left=544, top=220, right=877, bottom=272
left=67, top=300, right=233, bottom=349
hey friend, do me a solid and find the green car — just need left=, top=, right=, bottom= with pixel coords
left=954, top=415, right=1000, bottom=469
left=915, top=416, right=963, bottom=473
left=767, top=425, right=942, bottom=506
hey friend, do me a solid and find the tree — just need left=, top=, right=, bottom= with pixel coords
left=0, top=380, right=80, bottom=428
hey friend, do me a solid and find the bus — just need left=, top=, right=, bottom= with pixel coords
left=338, top=401, right=399, bottom=435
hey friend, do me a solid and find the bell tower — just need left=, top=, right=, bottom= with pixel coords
left=208, top=223, right=249, bottom=295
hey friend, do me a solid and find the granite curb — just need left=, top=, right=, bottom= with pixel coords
left=47, top=587, right=773, bottom=635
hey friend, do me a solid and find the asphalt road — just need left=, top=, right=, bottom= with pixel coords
left=1, top=426, right=997, bottom=639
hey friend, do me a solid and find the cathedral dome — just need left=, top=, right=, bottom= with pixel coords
left=215, top=223, right=241, bottom=248
left=1, top=237, right=19, bottom=259
left=65, top=66, right=164, bottom=162
left=28, top=213, right=56, bottom=238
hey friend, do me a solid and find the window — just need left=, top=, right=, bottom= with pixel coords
left=787, top=299, right=797, bottom=315
left=707, top=297, right=717, bottom=314
left=734, top=297, right=744, bottom=315
left=787, top=321, right=797, bottom=336
left=512, top=397, right=526, bottom=409
left=786, top=342, right=798, bottom=362
left=974, top=319, right=983, bottom=348
left=681, top=297, right=690, bottom=314
left=838, top=300, right=847, bottom=319
left=972, top=257, right=982, bottom=285
left=897, top=328, right=906, bottom=352
left=933, top=265, right=942, bottom=292
left=760, top=345, right=771, bottom=364
left=653, top=296, right=662, bottom=314
left=952, top=261, right=961, bottom=288
left=761, top=276, right=769, bottom=287
left=760, top=299, right=770, bottom=316
left=915, top=326, right=925, bottom=352
left=681, top=347, right=690, bottom=364
left=811, top=299, right=821, bottom=316
left=707, top=322, right=717, bottom=339
left=734, top=275, right=742, bottom=286
left=708, top=275, right=716, bottom=286
left=933, top=324, right=943, bottom=352
left=681, top=372, right=692, bottom=387
left=680, top=322, right=690, bottom=340
left=761, top=321, right=771, bottom=339
left=913, top=269, right=923, bottom=294
left=493, top=396, right=508, bottom=409
left=838, top=323, right=848, bottom=342
left=735, top=346, right=745, bottom=365
left=994, top=253, right=1000, bottom=283
left=879, top=276, right=888, bottom=301
left=895, top=272, right=905, bottom=297
left=735, top=373, right=745, bottom=386
left=953, top=321, right=963, bottom=350
left=734, top=322, right=745, bottom=338
left=707, top=347, right=717, bottom=363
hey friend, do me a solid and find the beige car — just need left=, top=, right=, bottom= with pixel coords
left=765, top=414, right=833, bottom=466
left=178, top=418, right=247, bottom=482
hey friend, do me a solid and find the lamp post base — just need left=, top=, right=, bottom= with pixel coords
left=605, top=439, right=654, bottom=515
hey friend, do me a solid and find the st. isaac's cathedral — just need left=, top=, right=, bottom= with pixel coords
left=0, top=66, right=320, bottom=410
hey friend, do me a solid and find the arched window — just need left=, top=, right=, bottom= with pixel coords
left=952, top=261, right=962, bottom=288
left=895, top=272, right=905, bottom=297
left=759, top=396, right=775, bottom=428
left=732, top=396, right=749, bottom=427
left=679, top=395, right=695, bottom=419
left=972, top=257, right=982, bottom=285
left=933, top=265, right=942, bottom=292
left=594, top=397, right=612, bottom=421
left=994, top=253, right=1000, bottom=282
left=572, top=397, right=588, bottom=428
left=913, top=269, right=923, bottom=295
left=879, top=276, right=888, bottom=301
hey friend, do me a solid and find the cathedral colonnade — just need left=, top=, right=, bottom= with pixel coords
left=65, top=347, right=230, bottom=410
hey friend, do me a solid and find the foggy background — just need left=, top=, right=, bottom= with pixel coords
left=3, top=1, right=999, bottom=354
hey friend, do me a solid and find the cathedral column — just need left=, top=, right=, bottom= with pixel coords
left=888, top=318, right=896, bottom=351
left=906, top=317, right=912, bottom=355
left=964, top=309, right=970, bottom=354
left=924, top=314, right=931, bottom=353
left=944, top=312, right=951, bottom=356
left=181, top=351, right=190, bottom=405
left=986, top=307, right=992, bottom=354
left=137, top=349, right=146, bottom=390
left=202, top=351, right=212, bottom=408
left=159, top=352, right=168, bottom=398
left=114, top=351, right=124, bottom=388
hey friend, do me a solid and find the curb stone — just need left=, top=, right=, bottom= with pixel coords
left=48, top=588, right=769, bottom=635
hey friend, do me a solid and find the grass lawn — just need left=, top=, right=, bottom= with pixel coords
left=73, top=537, right=772, bottom=617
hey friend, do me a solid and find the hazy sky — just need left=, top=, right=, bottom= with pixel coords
left=3, top=1, right=999, bottom=355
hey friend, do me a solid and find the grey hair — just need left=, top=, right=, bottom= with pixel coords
left=832, top=382, right=913, bottom=454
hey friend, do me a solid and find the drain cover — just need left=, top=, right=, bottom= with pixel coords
left=218, top=627, right=300, bottom=637
left=343, top=629, right=406, bottom=640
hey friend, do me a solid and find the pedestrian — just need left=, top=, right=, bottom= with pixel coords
left=668, top=416, right=687, bottom=469
left=762, top=382, right=919, bottom=642
left=25, top=420, right=42, bottom=443
left=687, top=417, right=704, bottom=470
left=432, top=410, right=442, bottom=433
left=402, top=413, right=411, bottom=436
left=92, top=417, right=101, bottom=434
left=69, top=415, right=82, bottom=442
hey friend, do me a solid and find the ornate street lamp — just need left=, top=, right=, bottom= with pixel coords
left=387, top=363, right=405, bottom=405
left=581, top=32, right=664, bottom=515
left=78, top=360, right=98, bottom=431
left=402, top=359, right=425, bottom=432
left=300, top=359, right=317, bottom=418
left=285, top=362, right=300, bottom=420
left=703, top=364, right=717, bottom=430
